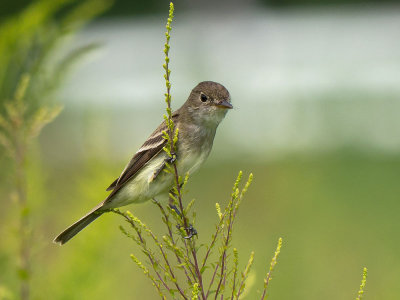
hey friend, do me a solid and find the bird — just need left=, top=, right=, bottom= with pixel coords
left=54, top=81, right=232, bottom=245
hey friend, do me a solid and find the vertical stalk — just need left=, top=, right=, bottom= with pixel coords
left=162, top=3, right=206, bottom=299
left=15, top=129, right=29, bottom=300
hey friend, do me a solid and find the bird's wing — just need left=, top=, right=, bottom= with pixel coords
left=105, top=114, right=178, bottom=197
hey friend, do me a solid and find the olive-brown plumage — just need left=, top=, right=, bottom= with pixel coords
left=54, top=81, right=232, bottom=245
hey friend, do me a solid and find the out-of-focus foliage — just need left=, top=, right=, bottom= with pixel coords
left=2, top=0, right=399, bottom=20
left=0, top=0, right=112, bottom=114
left=3, top=154, right=392, bottom=299
left=356, top=267, right=368, bottom=300
left=262, top=0, right=397, bottom=6
left=0, top=0, right=396, bottom=299
left=0, top=0, right=111, bottom=299
left=0, top=0, right=113, bottom=162
left=1, top=0, right=163, bottom=19
left=115, top=5, right=280, bottom=298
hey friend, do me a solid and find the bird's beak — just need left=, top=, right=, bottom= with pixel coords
left=215, top=100, right=233, bottom=109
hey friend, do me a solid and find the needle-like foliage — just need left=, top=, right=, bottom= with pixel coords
left=356, top=267, right=368, bottom=300
left=0, top=1, right=112, bottom=299
left=114, top=4, right=277, bottom=299
left=115, top=3, right=370, bottom=300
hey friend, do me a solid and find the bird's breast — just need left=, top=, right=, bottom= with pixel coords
left=176, top=128, right=215, bottom=176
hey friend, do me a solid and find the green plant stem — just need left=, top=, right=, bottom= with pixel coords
left=200, top=209, right=225, bottom=271
left=260, top=237, right=282, bottom=300
left=214, top=209, right=233, bottom=299
left=356, top=267, right=368, bottom=300
left=170, top=164, right=206, bottom=300
left=235, top=252, right=255, bottom=300
left=113, top=210, right=171, bottom=294
left=15, top=140, right=29, bottom=300
left=163, top=3, right=206, bottom=299
left=142, top=209, right=188, bottom=299
left=230, top=249, right=239, bottom=300
left=153, top=200, right=194, bottom=285
left=205, top=261, right=220, bottom=299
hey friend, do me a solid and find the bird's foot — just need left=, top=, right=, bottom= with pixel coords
left=175, top=223, right=197, bottom=239
left=169, top=204, right=198, bottom=239
left=151, top=152, right=178, bottom=182
left=166, top=152, right=177, bottom=164
left=169, top=204, right=181, bottom=217
left=182, top=224, right=198, bottom=239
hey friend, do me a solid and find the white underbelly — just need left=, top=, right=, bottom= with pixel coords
left=106, top=155, right=171, bottom=208
left=177, top=150, right=208, bottom=176
left=105, top=149, right=209, bottom=209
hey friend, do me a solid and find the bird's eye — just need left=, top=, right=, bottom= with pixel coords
left=200, top=94, right=208, bottom=102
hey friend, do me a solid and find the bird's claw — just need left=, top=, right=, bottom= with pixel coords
left=169, top=204, right=181, bottom=217
left=167, top=152, right=177, bottom=164
left=184, top=224, right=198, bottom=239
left=176, top=224, right=197, bottom=239
left=170, top=204, right=197, bottom=239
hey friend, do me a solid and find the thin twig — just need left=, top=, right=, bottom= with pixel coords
left=260, top=238, right=283, bottom=300
left=201, top=211, right=226, bottom=270
left=214, top=207, right=235, bottom=298
left=205, top=261, right=220, bottom=298
left=356, top=267, right=368, bottom=300
left=153, top=199, right=194, bottom=285
left=16, top=139, right=29, bottom=300
left=163, top=3, right=206, bottom=299
left=230, top=249, right=239, bottom=300
left=112, top=210, right=171, bottom=294
left=236, top=252, right=255, bottom=300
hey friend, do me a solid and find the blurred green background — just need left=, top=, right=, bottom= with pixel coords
left=1, top=0, right=400, bottom=299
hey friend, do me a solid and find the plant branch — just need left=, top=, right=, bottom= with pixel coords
left=356, top=267, right=368, bottom=300
left=162, top=3, right=206, bottom=299
left=112, top=210, right=171, bottom=294
left=260, top=237, right=283, bottom=300
left=153, top=199, right=194, bottom=285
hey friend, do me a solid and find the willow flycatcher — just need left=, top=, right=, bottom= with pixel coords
left=54, top=81, right=232, bottom=244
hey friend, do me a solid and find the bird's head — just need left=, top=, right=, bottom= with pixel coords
left=184, top=81, right=232, bottom=126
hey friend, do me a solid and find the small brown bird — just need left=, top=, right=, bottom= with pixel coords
left=54, top=81, right=232, bottom=245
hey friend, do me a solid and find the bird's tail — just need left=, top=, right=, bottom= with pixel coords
left=54, top=205, right=104, bottom=245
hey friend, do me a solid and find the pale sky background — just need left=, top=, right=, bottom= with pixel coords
left=51, top=5, right=400, bottom=161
